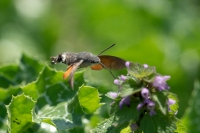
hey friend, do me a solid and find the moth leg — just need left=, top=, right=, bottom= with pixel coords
left=65, top=60, right=83, bottom=89
left=63, top=64, right=73, bottom=79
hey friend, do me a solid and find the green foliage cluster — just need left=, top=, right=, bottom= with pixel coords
left=0, top=54, right=101, bottom=132
left=0, top=54, right=193, bottom=133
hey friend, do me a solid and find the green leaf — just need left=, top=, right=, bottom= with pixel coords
left=140, top=111, right=176, bottom=133
left=119, top=78, right=141, bottom=97
left=120, top=87, right=134, bottom=97
left=109, top=98, right=121, bottom=115
left=174, top=118, right=187, bottom=133
left=22, top=66, right=63, bottom=100
left=181, top=80, right=200, bottom=133
left=0, top=64, right=19, bottom=80
left=22, top=66, right=84, bottom=101
left=152, top=91, right=168, bottom=115
left=119, top=81, right=142, bottom=97
left=108, top=101, right=140, bottom=132
left=120, top=125, right=132, bottom=133
left=126, top=76, right=140, bottom=87
left=33, top=96, right=83, bottom=131
left=168, top=92, right=179, bottom=116
left=98, top=99, right=141, bottom=133
left=78, top=85, right=102, bottom=114
left=0, top=54, right=43, bottom=86
left=0, top=75, right=15, bottom=88
left=92, top=116, right=114, bottom=133
left=0, top=88, right=21, bottom=132
left=0, top=64, right=19, bottom=87
left=0, top=104, right=8, bottom=132
left=0, top=86, right=21, bottom=101
left=16, top=54, right=44, bottom=84
left=67, top=93, right=84, bottom=114
left=143, top=73, right=160, bottom=83
left=89, top=115, right=103, bottom=128
left=6, top=93, right=36, bottom=133
left=120, top=124, right=143, bottom=133
left=128, top=62, right=156, bottom=79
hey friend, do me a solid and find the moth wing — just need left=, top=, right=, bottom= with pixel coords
left=63, top=60, right=83, bottom=89
left=63, top=64, right=73, bottom=79
left=90, top=64, right=104, bottom=70
left=91, top=55, right=126, bottom=70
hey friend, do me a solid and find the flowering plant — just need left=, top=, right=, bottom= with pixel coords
left=93, top=62, right=185, bottom=133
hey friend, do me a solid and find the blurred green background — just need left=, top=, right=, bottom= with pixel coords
left=0, top=0, right=200, bottom=120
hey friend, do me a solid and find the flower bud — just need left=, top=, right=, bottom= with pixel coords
left=141, top=88, right=149, bottom=99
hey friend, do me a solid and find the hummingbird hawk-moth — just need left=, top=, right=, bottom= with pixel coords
left=51, top=44, right=126, bottom=89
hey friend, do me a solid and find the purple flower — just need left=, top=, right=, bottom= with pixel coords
left=149, top=110, right=156, bottom=116
left=143, top=64, right=148, bottom=68
left=146, top=100, right=156, bottom=116
left=119, top=75, right=127, bottom=81
left=107, top=92, right=118, bottom=99
left=141, top=88, right=149, bottom=99
left=125, top=61, right=130, bottom=68
left=147, top=100, right=155, bottom=111
left=138, top=99, right=156, bottom=116
left=114, top=79, right=121, bottom=85
left=130, top=123, right=138, bottom=131
left=143, top=99, right=151, bottom=104
left=137, top=102, right=144, bottom=110
left=119, top=96, right=131, bottom=109
left=167, top=98, right=176, bottom=112
left=167, top=98, right=176, bottom=105
left=152, top=76, right=170, bottom=91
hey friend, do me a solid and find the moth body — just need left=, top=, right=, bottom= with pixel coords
left=51, top=52, right=100, bottom=68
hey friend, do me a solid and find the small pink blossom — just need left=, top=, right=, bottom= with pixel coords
left=152, top=76, right=170, bottom=91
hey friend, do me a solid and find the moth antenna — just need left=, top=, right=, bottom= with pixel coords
left=99, top=62, right=116, bottom=79
left=98, top=44, right=115, bottom=56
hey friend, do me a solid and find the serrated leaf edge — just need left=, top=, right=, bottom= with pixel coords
left=5, top=93, right=36, bottom=133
